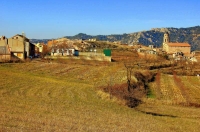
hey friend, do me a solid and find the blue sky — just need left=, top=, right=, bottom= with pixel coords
left=0, top=0, right=200, bottom=39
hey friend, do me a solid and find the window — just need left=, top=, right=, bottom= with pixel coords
left=17, top=53, right=22, bottom=57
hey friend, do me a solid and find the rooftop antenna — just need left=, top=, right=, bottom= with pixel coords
left=22, top=31, right=26, bottom=38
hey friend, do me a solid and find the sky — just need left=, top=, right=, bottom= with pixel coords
left=0, top=0, right=200, bottom=39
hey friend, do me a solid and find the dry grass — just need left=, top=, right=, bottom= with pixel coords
left=0, top=61, right=200, bottom=131
left=140, top=73, right=200, bottom=120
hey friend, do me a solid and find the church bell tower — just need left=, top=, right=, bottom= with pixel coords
left=163, top=32, right=170, bottom=51
left=163, top=32, right=170, bottom=43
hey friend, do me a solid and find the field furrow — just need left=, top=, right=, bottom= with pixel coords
left=181, top=76, right=200, bottom=104
left=159, top=74, right=173, bottom=101
left=168, top=75, right=186, bottom=104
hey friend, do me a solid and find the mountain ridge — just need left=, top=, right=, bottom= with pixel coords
left=30, top=26, right=200, bottom=51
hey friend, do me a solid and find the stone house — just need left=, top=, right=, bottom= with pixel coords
left=51, top=47, right=75, bottom=56
left=191, top=51, right=200, bottom=62
left=88, top=38, right=97, bottom=41
left=7, top=34, right=35, bottom=60
left=192, top=51, right=200, bottom=56
left=35, top=43, right=44, bottom=53
left=0, top=34, right=35, bottom=61
left=34, top=43, right=48, bottom=57
left=137, top=45, right=157, bottom=55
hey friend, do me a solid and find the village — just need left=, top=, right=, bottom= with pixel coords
left=0, top=33, right=200, bottom=62
left=2, top=0, right=200, bottom=131
left=1, top=32, right=200, bottom=130
left=0, top=32, right=200, bottom=64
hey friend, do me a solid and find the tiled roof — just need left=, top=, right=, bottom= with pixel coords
left=167, top=43, right=191, bottom=47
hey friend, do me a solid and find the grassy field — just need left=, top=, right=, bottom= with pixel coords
left=0, top=60, right=200, bottom=131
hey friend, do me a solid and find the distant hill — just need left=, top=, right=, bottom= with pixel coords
left=30, top=39, right=50, bottom=44
left=30, top=26, right=200, bottom=51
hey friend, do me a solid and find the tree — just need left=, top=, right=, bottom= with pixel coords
left=124, top=62, right=135, bottom=92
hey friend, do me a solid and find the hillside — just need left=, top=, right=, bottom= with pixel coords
left=30, top=26, right=200, bottom=51
left=62, top=26, right=200, bottom=51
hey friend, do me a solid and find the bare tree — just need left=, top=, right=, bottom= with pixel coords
left=124, top=62, right=135, bottom=92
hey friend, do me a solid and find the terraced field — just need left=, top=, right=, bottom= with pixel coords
left=148, top=73, right=200, bottom=105
left=0, top=61, right=200, bottom=131
left=139, top=73, right=200, bottom=120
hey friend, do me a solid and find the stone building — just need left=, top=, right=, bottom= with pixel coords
left=8, top=34, right=35, bottom=60
left=162, top=32, right=191, bottom=54
left=34, top=43, right=48, bottom=57
left=0, top=34, right=35, bottom=61
left=0, top=36, right=11, bottom=62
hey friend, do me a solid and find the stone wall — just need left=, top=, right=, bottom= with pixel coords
left=0, top=55, right=11, bottom=62
left=167, top=46, right=191, bottom=54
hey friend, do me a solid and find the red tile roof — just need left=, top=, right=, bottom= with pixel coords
left=167, top=43, right=191, bottom=47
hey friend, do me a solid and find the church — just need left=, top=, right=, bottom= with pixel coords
left=162, top=32, right=191, bottom=54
